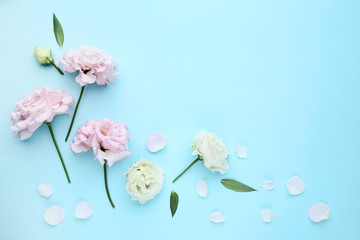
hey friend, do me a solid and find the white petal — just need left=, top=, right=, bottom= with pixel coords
left=44, top=206, right=64, bottom=226
left=192, top=149, right=200, bottom=156
left=287, top=176, right=305, bottom=195
left=210, top=211, right=226, bottom=223
left=75, top=201, right=93, bottom=220
left=37, top=183, right=52, bottom=198
left=235, top=146, right=247, bottom=159
left=146, top=132, right=166, bottom=152
left=196, top=180, right=208, bottom=198
left=261, top=180, right=275, bottom=190
left=260, top=209, right=274, bottom=223
left=309, top=202, right=330, bottom=222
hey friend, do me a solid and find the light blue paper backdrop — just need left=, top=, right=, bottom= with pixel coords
left=1, top=0, right=359, bottom=239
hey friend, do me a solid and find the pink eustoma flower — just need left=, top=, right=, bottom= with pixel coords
left=10, top=86, right=74, bottom=140
left=58, top=46, right=120, bottom=142
left=10, top=86, right=74, bottom=183
left=70, top=119, right=131, bottom=208
left=58, top=45, right=118, bottom=86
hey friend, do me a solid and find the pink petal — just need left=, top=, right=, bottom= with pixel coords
left=236, top=146, right=247, bottom=159
left=210, top=211, right=226, bottom=223
left=309, top=202, right=330, bottom=222
left=261, top=180, right=275, bottom=190
left=44, top=206, right=64, bottom=226
left=287, top=176, right=305, bottom=195
left=146, top=132, right=166, bottom=152
left=196, top=180, right=208, bottom=198
left=260, top=209, right=274, bottom=223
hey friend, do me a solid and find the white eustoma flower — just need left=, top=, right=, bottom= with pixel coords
left=33, top=45, right=53, bottom=64
left=125, top=158, right=164, bottom=204
left=192, top=131, right=229, bottom=174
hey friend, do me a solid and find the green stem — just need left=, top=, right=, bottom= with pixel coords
left=173, top=157, right=201, bottom=183
left=65, top=86, right=85, bottom=142
left=46, top=122, right=71, bottom=184
left=104, top=160, right=115, bottom=208
left=48, top=58, right=64, bottom=75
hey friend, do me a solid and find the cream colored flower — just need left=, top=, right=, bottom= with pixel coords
left=33, top=45, right=53, bottom=64
left=125, top=158, right=164, bottom=204
left=192, top=131, right=229, bottom=174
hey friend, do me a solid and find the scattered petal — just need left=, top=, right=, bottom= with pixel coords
left=261, top=180, right=275, bottom=190
left=44, top=206, right=64, bottom=226
left=260, top=209, right=274, bottom=223
left=235, top=146, right=247, bottom=159
left=146, top=132, right=166, bottom=152
left=210, top=211, right=226, bottom=223
left=287, top=176, right=305, bottom=195
left=75, top=201, right=93, bottom=220
left=309, top=202, right=330, bottom=222
left=196, top=180, right=208, bottom=198
left=37, top=183, right=52, bottom=198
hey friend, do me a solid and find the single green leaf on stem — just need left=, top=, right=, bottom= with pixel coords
left=170, top=191, right=179, bottom=217
left=53, top=13, right=64, bottom=47
left=221, top=179, right=256, bottom=192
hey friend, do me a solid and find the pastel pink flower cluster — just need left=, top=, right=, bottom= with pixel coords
left=58, top=45, right=119, bottom=86
left=70, top=119, right=131, bottom=167
left=10, top=86, right=74, bottom=140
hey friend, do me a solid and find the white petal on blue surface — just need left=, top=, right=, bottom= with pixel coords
left=287, top=176, right=305, bottom=195
left=210, top=211, right=226, bottom=223
left=235, top=146, right=248, bottom=159
left=196, top=180, right=208, bottom=198
left=309, top=202, right=330, bottom=222
left=75, top=201, right=93, bottom=220
left=37, top=183, right=52, bottom=198
left=44, top=206, right=64, bottom=226
left=260, top=209, right=274, bottom=223
left=261, top=180, right=275, bottom=190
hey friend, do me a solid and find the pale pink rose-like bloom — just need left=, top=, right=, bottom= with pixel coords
left=58, top=45, right=119, bottom=86
left=70, top=119, right=131, bottom=167
left=10, top=87, right=74, bottom=140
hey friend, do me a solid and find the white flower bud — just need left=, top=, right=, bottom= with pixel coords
left=33, top=45, right=53, bottom=64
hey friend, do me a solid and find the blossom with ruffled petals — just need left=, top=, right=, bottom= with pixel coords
left=10, top=87, right=74, bottom=140
left=125, top=158, right=164, bottom=204
left=58, top=45, right=119, bottom=86
left=70, top=119, right=131, bottom=167
left=192, top=131, right=229, bottom=174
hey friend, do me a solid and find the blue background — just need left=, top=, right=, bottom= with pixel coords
left=1, top=0, right=359, bottom=239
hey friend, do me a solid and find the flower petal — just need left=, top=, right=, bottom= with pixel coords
left=44, top=206, right=64, bottom=226
left=261, top=180, right=275, bottom=190
left=37, top=183, right=52, bottom=198
left=75, top=201, right=93, bottom=220
left=260, top=209, right=274, bottom=223
left=287, top=176, right=305, bottom=195
left=235, top=146, right=247, bottom=159
left=210, top=211, right=226, bottom=223
left=309, top=202, right=330, bottom=222
left=146, top=132, right=166, bottom=152
left=196, top=180, right=208, bottom=198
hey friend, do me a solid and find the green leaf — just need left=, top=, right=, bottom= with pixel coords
left=221, top=179, right=257, bottom=192
left=170, top=191, right=179, bottom=217
left=53, top=13, right=64, bottom=47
